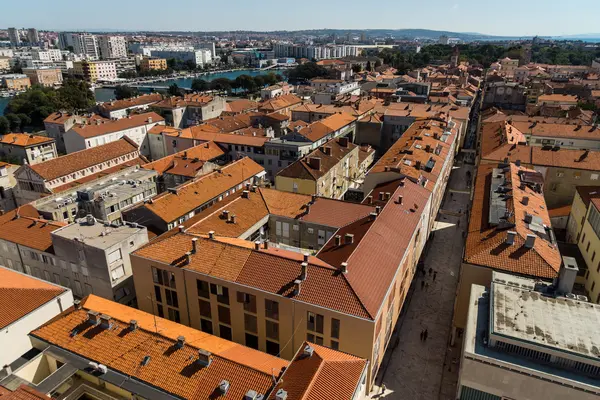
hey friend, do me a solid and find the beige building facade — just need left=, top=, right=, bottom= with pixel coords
left=22, top=67, right=63, bottom=87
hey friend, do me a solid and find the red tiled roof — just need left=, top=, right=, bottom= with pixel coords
left=0, top=385, right=48, bottom=400
left=0, top=205, right=66, bottom=252
left=0, top=133, right=54, bottom=147
left=29, top=137, right=139, bottom=181
left=143, top=141, right=224, bottom=176
left=30, top=295, right=287, bottom=399
left=300, top=197, right=375, bottom=228
left=268, top=342, right=367, bottom=400
left=98, top=93, right=162, bottom=112
left=575, top=186, right=600, bottom=207
left=0, top=266, right=66, bottom=329
left=70, top=112, right=164, bottom=139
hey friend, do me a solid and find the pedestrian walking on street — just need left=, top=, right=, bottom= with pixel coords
left=380, top=383, right=386, bottom=395
left=425, top=282, right=429, bottom=291
left=433, top=271, right=437, bottom=281
left=420, top=330, right=424, bottom=341
left=421, top=281, right=425, bottom=290
left=424, top=329, right=429, bottom=341
left=428, top=267, right=432, bottom=275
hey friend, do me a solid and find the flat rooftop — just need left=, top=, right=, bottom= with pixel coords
left=51, top=218, right=146, bottom=249
left=491, top=272, right=600, bottom=361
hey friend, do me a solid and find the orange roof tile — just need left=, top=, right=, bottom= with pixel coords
left=511, top=121, right=600, bottom=141
left=70, top=112, right=164, bottom=139
left=258, top=94, right=302, bottom=113
left=0, top=385, right=48, bottom=400
left=0, top=133, right=54, bottom=147
left=531, top=147, right=600, bottom=171
left=225, top=99, right=259, bottom=114
left=98, top=93, right=162, bottom=112
left=464, top=164, right=561, bottom=279
left=30, top=295, right=287, bottom=399
left=479, top=121, right=532, bottom=164
left=143, top=157, right=264, bottom=224
left=29, top=137, right=139, bottom=181
left=143, top=141, right=224, bottom=176
left=268, top=342, right=367, bottom=400
left=0, top=205, right=66, bottom=252
left=0, top=266, right=66, bottom=329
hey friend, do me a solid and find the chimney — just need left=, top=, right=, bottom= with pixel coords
left=557, top=256, right=579, bottom=295
left=340, top=262, right=348, bottom=274
left=515, top=159, right=521, bottom=167
left=192, top=238, right=198, bottom=254
left=87, top=310, right=100, bottom=326
left=367, top=195, right=373, bottom=204
left=275, top=389, right=288, bottom=400
left=379, top=192, right=384, bottom=201
left=218, top=380, right=230, bottom=395
left=369, top=212, right=377, bottom=221
left=522, top=196, right=529, bottom=206
left=303, top=344, right=314, bottom=357
left=242, top=190, right=250, bottom=198
left=208, top=231, right=215, bottom=239
left=322, top=146, right=332, bottom=156
left=525, top=234, right=536, bottom=248
left=385, top=192, right=391, bottom=200
left=129, top=320, right=138, bottom=331
left=264, top=241, right=269, bottom=249
left=185, top=251, right=192, bottom=265
left=309, top=157, right=321, bottom=171
left=505, top=231, right=516, bottom=245
left=344, top=233, right=354, bottom=245
left=176, top=336, right=185, bottom=349
left=334, top=235, right=342, bottom=246
left=397, top=195, right=403, bottom=204
left=178, top=225, right=185, bottom=233
left=230, top=214, right=236, bottom=224
left=293, top=279, right=302, bottom=296
left=338, top=137, right=349, bottom=147
left=254, top=241, right=261, bottom=251
left=222, top=210, right=230, bottom=220
left=251, top=185, right=258, bottom=192
left=99, top=314, right=113, bottom=329
left=415, top=160, right=422, bottom=170
left=148, top=117, right=153, bottom=124
left=425, top=144, right=431, bottom=153
left=376, top=206, right=382, bottom=215
left=303, top=253, right=309, bottom=263
left=197, top=349, right=212, bottom=367
left=300, top=262, right=308, bottom=281
left=74, top=300, right=82, bottom=310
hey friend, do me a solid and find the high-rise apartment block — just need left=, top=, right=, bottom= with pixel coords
left=98, top=35, right=128, bottom=59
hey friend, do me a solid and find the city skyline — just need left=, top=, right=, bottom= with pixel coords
left=1, top=0, right=599, bottom=37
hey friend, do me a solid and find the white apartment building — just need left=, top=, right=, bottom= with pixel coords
left=27, top=28, right=39, bottom=43
left=98, top=35, right=128, bottom=59
left=31, top=48, right=63, bottom=62
left=0, top=266, right=73, bottom=368
left=149, top=47, right=212, bottom=66
left=63, top=112, right=164, bottom=154
left=273, top=43, right=360, bottom=60
left=459, top=270, right=600, bottom=400
left=72, top=33, right=100, bottom=58
left=8, top=28, right=21, bottom=46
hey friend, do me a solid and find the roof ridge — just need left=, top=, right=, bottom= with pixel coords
left=298, top=353, right=326, bottom=400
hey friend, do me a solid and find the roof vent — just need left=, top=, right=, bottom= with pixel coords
left=525, top=234, right=536, bottom=248
left=524, top=213, right=533, bottom=223
left=303, top=344, right=314, bottom=357
left=141, top=355, right=151, bottom=366
left=376, top=206, right=382, bottom=215
left=74, top=300, right=82, bottom=310
left=379, top=192, right=385, bottom=201
left=254, top=241, right=261, bottom=251
left=344, top=233, right=354, bottom=245
left=99, top=314, right=113, bottom=329
left=242, top=190, right=250, bottom=198
left=369, top=212, right=378, bottom=220
left=300, top=262, right=308, bottom=281
left=244, top=390, right=264, bottom=400
left=87, top=310, right=100, bottom=326
left=192, top=237, right=198, bottom=254
left=208, top=231, right=215, bottom=239
left=397, top=195, right=403, bottom=205
left=334, top=235, right=342, bottom=246
left=185, top=251, right=192, bottom=265
left=340, top=262, right=348, bottom=274
left=366, top=195, right=373, bottom=204
left=293, top=279, right=302, bottom=296
left=303, top=253, right=309, bottom=263
left=275, top=389, right=288, bottom=400
left=197, top=349, right=212, bottom=367
left=176, top=335, right=185, bottom=349
left=129, top=320, right=138, bottom=331
left=178, top=225, right=185, bottom=233
left=218, top=380, right=230, bottom=395
left=522, top=196, right=529, bottom=206
left=505, top=231, right=516, bottom=246
left=230, top=214, right=236, bottom=224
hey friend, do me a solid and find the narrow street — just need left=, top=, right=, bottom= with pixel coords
left=370, top=160, right=474, bottom=400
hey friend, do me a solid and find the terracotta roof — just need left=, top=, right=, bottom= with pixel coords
left=160, top=125, right=270, bottom=147
left=0, top=266, right=66, bottom=329
left=98, top=93, right=162, bottom=112
left=143, top=157, right=264, bottom=224
left=0, top=133, right=54, bottom=147
left=153, top=94, right=215, bottom=109
left=288, top=120, right=309, bottom=131
left=259, top=187, right=312, bottom=218
left=29, top=137, right=139, bottom=181
left=575, top=186, right=600, bottom=207
left=70, top=112, right=164, bottom=139
left=268, top=342, right=367, bottom=400
left=464, top=164, right=561, bottom=279
left=43, top=112, right=107, bottom=125
left=368, top=119, right=457, bottom=191
left=548, top=205, right=571, bottom=218
left=538, top=94, right=578, bottom=103
left=296, top=122, right=332, bottom=143
left=277, top=138, right=358, bottom=181
left=264, top=112, right=290, bottom=122
left=292, top=103, right=375, bottom=119
left=479, top=121, right=532, bottom=164
left=300, top=197, right=375, bottom=228
left=511, top=121, right=600, bottom=141
left=0, top=385, right=48, bottom=400
left=225, top=99, right=259, bottom=114
left=531, top=147, right=600, bottom=171
left=143, top=142, right=224, bottom=176
left=134, top=233, right=370, bottom=318
left=204, top=114, right=252, bottom=133
left=378, top=102, right=470, bottom=121
left=258, top=94, right=302, bottom=113
left=30, top=295, right=287, bottom=399
left=0, top=205, right=66, bottom=252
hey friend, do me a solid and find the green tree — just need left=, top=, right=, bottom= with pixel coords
left=253, top=75, right=265, bottom=90
left=374, top=60, right=382, bottom=69
left=286, top=62, right=328, bottom=82
left=264, top=73, right=278, bottom=86
left=366, top=61, right=372, bottom=71
left=114, top=85, right=139, bottom=100
left=0, top=117, right=10, bottom=135
left=57, top=79, right=95, bottom=111
left=210, top=78, right=233, bottom=93
left=168, top=83, right=183, bottom=96
left=191, top=78, right=209, bottom=92
left=352, top=65, right=362, bottom=74
left=16, top=113, right=31, bottom=128
left=166, top=58, right=177, bottom=70
left=235, top=75, right=257, bottom=93
left=5, top=114, right=21, bottom=132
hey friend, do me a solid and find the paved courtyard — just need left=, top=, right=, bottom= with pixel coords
left=370, top=160, right=474, bottom=400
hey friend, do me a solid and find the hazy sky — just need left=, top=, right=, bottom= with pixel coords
left=1, top=0, right=599, bottom=37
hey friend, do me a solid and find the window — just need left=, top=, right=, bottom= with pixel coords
left=244, top=313, right=257, bottom=333
left=266, top=340, right=280, bottom=356
left=199, top=299, right=212, bottom=318
left=593, top=252, right=597, bottom=263
left=157, top=305, right=164, bottom=318
left=282, top=222, right=290, bottom=238
left=265, top=299, right=279, bottom=320
left=197, top=279, right=210, bottom=299
left=165, top=289, right=179, bottom=308
left=210, top=284, right=229, bottom=305
left=24, top=264, right=32, bottom=275
left=237, top=291, right=256, bottom=313
left=276, top=221, right=282, bottom=236
left=307, top=311, right=324, bottom=334
left=74, top=280, right=83, bottom=296
left=592, top=173, right=599, bottom=181
left=318, top=230, right=326, bottom=245
left=592, top=281, right=596, bottom=292
left=245, top=333, right=259, bottom=349
left=307, top=333, right=323, bottom=345
left=154, top=285, right=162, bottom=303
left=44, top=270, right=51, bottom=281
left=587, top=241, right=591, bottom=252
left=218, top=305, right=231, bottom=325
left=53, top=273, right=60, bottom=285
left=152, top=266, right=176, bottom=289
left=111, top=265, right=126, bottom=281
left=331, top=318, right=340, bottom=339
left=292, top=182, right=298, bottom=193
left=200, top=318, right=213, bottom=334
left=219, top=325, right=232, bottom=341
left=266, top=320, right=279, bottom=341
left=167, top=308, right=180, bottom=323
left=107, top=248, right=122, bottom=264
